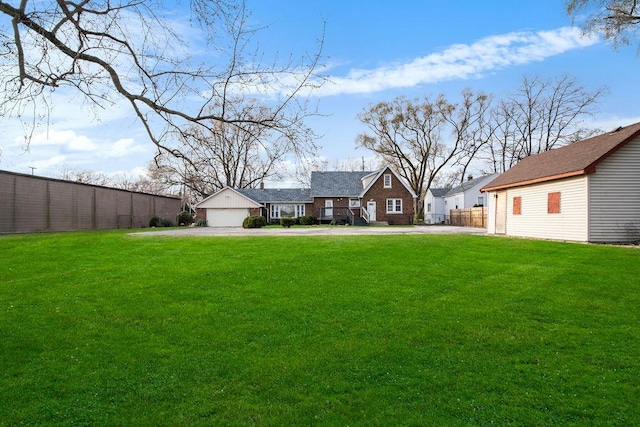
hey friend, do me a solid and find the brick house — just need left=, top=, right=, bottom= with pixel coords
left=195, top=165, right=417, bottom=227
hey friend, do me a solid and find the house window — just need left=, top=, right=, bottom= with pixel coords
left=427, top=203, right=432, bottom=212
left=383, top=174, right=392, bottom=188
left=349, top=198, right=360, bottom=208
left=477, top=196, right=484, bottom=207
left=548, top=192, right=560, bottom=214
left=386, top=198, right=402, bottom=213
left=513, top=196, right=522, bottom=215
left=271, top=204, right=305, bottom=218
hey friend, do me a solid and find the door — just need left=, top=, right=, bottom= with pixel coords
left=367, top=201, right=377, bottom=222
left=324, top=200, right=333, bottom=218
left=207, top=208, right=248, bottom=227
left=494, top=191, right=506, bottom=234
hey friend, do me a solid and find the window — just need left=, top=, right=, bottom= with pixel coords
left=547, top=192, right=560, bottom=214
left=383, top=174, right=392, bottom=188
left=386, top=198, right=402, bottom=213
left=349, top=198, right=360, bottom=208
left=513, top=196, right=522, bottom=215
left=477, top=196, right=484, bottom=207
left=427, top=203, right=432, bottom=212
left=270, top=204, right=305, bottom=219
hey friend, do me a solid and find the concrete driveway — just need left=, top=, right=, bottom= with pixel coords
left=131, top=225, right=486, bottom=237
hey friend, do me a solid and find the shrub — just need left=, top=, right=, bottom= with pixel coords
left=330, top=218, right=346, bottom=226
left=298, top=215, right=317, bottom=225
left=178, top=211, right=194, bottom=225
left=243, top=215, right=267, bottom=229
left=280, top=217, right=296, bottom=228
left=160, top=218, right=175, bottom=227
left=149, top=216, right=161, bottom=227
left=195, top=219, right=208, bottom=227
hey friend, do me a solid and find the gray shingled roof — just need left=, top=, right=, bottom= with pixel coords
left=482, top=122, right=640, bottom=191
left=310, top=171, right=373, bottom=197
left=428, top=188, right=448, bottom=197
left=445, top=174, right=498, bottom=196
left=236, top=188, right=312, bottom=203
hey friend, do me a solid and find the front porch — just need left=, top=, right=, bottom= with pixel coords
left=318, top=207, right=371, bottom=226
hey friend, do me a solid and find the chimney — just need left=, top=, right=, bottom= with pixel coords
left=260, top=181, right=264, bottom=190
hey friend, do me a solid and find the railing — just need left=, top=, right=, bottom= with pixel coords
left=318, top=207, right=359, bottom=224
left=360, top=206, right=370, bottom=223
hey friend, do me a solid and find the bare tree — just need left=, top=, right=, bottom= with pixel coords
left=484, top=74, right=606, bottom=173
left=0, top=0, right=324, bottom=162
left=357, top=89, right=491, bottom=222
left=57, top=165, right=111, bottom=186
left=567, top=0, right=640, bottom=46
left=150, top=102, right=298, bottom=199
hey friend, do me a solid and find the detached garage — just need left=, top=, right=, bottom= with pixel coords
left=195, top=187, right=261, bottom=227
left=482, top=122, right=640, bottom=243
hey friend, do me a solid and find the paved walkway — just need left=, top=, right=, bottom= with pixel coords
left=131, top=225, right=487, bottom=237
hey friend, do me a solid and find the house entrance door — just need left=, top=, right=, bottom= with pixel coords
left=495, top=191, right=506, bottom=234
left=367, top=201, right=377, bottom=222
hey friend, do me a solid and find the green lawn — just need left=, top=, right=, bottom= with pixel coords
left=1, top=230, right=639, bottom=425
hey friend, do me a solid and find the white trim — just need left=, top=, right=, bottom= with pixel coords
left=386, top=198, right=403, bottom=213
left=195, top=186, right=261, bottom=208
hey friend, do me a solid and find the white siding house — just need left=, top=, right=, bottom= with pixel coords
left=443, top=174, right=498, bottom=210
left=424, top=188, right=447, bottom=224
left=195, top=187, right=261, bottom=227
left=482, top=123, right=640, bottom=243
left=425, top=174, right=497, bottom=224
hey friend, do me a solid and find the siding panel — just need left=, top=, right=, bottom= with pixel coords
left=505, top=177, right=588, bottom=241
left=589, top=137, right=640, bottom=242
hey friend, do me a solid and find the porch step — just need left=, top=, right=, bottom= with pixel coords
left=369, top=221, right=389, bottom=226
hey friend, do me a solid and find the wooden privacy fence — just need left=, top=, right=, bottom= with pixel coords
left=449, top=207, right=487, bottom=228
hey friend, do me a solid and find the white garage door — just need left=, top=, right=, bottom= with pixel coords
left=206, top=209, right=248, bottom=227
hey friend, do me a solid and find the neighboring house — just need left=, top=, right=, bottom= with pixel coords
left=424, top=188, right=448, bottom=224
left=424, top=174, right=498, bottom=224
left=195, top=165, right=417, bottom=227
left=481, top=122, right=640, bottom=243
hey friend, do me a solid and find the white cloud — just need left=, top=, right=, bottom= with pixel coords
left=264, top=26, right=600, bottom=97
left=30, top=129, right=98, bottom=152
left=18, top=155, right=67, bottom=171
left=105, top=138, right=148, bottom=158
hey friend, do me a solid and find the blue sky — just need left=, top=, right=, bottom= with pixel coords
left=1, top=0, right=638, bottom=181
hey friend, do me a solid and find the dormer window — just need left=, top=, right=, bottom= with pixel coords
left=383, top=174, right=392, bottom=188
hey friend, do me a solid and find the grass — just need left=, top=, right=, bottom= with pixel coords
left=1, top=230, right=639, bottom=425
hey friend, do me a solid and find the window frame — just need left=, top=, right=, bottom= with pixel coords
left=386, top=198, right=403, bottom=214
left=383, top=174, right=392, bottom=188
left=270, top=204, right=305, bottom=219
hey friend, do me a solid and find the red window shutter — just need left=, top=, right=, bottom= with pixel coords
left=513, top=197, right=521, bottom=215
left=548, top=192, right=560, bottom=214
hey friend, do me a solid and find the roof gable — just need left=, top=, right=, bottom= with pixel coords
left=361, top=165, right=418, bottom=198
left=195, top=187, right=262, bottom=208
left=482, top=122, right=640, bottom=192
